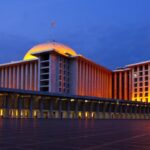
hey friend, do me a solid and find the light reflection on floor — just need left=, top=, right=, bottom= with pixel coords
left=0, top=119, right=150, bottom=150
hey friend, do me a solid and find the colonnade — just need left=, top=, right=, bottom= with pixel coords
left=0, top=93, right=149, bottom=119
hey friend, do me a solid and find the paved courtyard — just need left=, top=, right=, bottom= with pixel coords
left=0, top=119, right=150, bottom=150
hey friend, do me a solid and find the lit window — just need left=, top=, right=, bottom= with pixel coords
left=145, top=87, right=148, bottom=91
left=145, top=82, right=148, bottom=86
left=139, top=93, right=143, bottom=97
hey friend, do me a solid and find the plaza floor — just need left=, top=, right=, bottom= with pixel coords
left=0, top=119, right=150, bottom=150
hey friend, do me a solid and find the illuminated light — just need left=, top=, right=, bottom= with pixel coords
left=78, top=112, right=82, bottom=118
left=133, top=73, right=137, bottom=78
left=91, top=112, right=94, bottom=118
left=21, top=111, right=23, bottom=117
left=70, top=99, right=74, bottom=102
left=127, top=103, right=130, bottom=106
left=16, top=110, right=18, bottom=117
left=85, top=100, right=88, bottom=103
left=33, top=110, right=37, bottom=117
left=85, top=112, right=88, bottom=118
left=25, top=111, right=28, bottom=117
left=0, top=109, right=3, bottom=116
left=23, top=42, right=77, bottom=60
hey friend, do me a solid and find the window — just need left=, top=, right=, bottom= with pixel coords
left=139, top=66, right=143, bottom=71
left=145, top=82, right=148, bottom=86
left=139, top=88, right=143, bottom=92
left=139, top=72, right=143, bottom=76
left=134, top=88, right=137, bottom=92
left=145, top=87, right=148, bottom=91
left=139, top=93, right=143, bottom=97
left=134, top=67, right=137, bottom=72
left=59, top=81, right=61, bottom=86
left=59, top=88, right=61, bottom=92
left=139, top=77, right=143, bottom=81
left=145, top=76, right=148, bottom=80
left=145, top=93, right=148, bottom=96
left=145, top=65, right=148, bottom=70
left=139, top=83, right=143, bottom=86
left=134, top=94, right=137, bottom=97
left=134, top=83, right=137, bottom=87
left=145, top=71, right=148, bottom=75
left=134, top=78, right=137, bottom=82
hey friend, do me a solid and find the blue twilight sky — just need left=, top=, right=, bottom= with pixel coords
left=0, top=0, right=150, bottom=69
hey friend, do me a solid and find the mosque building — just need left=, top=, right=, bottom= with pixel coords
left=0, top=42, right=149, bottom=119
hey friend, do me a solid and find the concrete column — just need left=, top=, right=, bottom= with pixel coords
left=58, top=99, right=62, bottom=118
left=67, top=100, right=71, bottom=118
left=16, top=66, right=20, bottom=89
left=34, top=62, right=37, bottom=91
left=119, top=72, right=122, bottom=99
left=96, top=102, right=100, bottom=119
left=21, top=65, right=24, bottom=89
left=90, top=102, right=93, bottom=118
left=75, top=100, right=79, bottom=118
left=4, top=95, right=9, bottom=118
left=49, top=99, right=53, bottom=118
left=39, top=98, right=44, bottom=118
left=18, top=96, right=22, bottom=118
left=4, top=68, right=7, bottom=88
left=9, top=67, right=11, bottom=88
left=25, top=64, right=28, bottom=90
left=108, top=103, right=112, bottom=118
left=29, top=97, right=33, bottom=118
left=103, top=102, right=107, bottom=119
left=30, top=63, right=33, bottom=90
left=1, top=68, right=4, bottom=87
left=13, top=67, right=15, bottom=88
left=83, top=101, right=86, bottom=119
left=114, top=102, right=118, bottom=113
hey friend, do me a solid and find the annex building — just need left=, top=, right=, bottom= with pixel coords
left=0, top=42, right=150, bottom=119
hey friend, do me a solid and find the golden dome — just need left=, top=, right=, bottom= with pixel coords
left=23, top=42, right=77, bottom=60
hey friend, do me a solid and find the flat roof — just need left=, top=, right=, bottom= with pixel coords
left=126, top=60, right=150, bottom=68
left=0, top=88, right=148, bottom=105
left=0, top=59, right=38, bottom=67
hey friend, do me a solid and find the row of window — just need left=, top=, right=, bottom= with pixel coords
left=134, top=87, right=148, bottom=92
left=134, top=71, right=149, bottom=77
left=134, top=76, right=149, bottom=82
left=134, top=93, right=148, bottom=97
left=134, top=98, right=149, bottom=102
left=134, top=82, right=148, bottom=87
left=134, top=65, right=149, bottom=72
